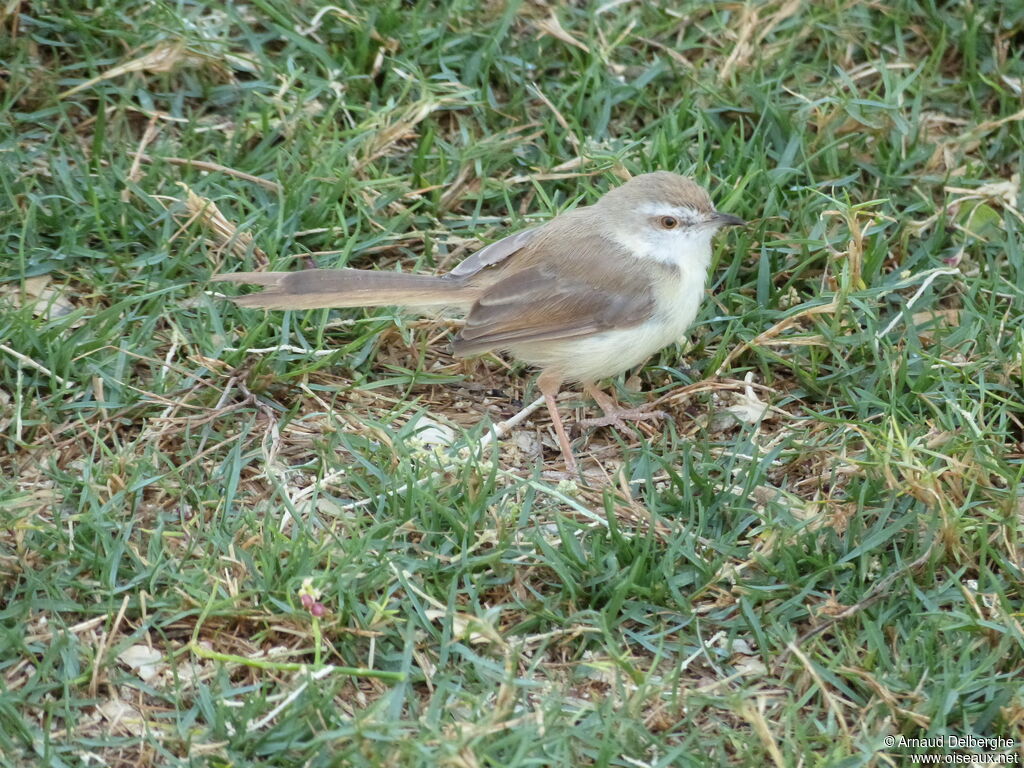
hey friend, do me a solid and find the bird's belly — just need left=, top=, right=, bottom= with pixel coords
left=510, top=302, right=701, bottom=383
left=569, top=321, right=686, bottom=382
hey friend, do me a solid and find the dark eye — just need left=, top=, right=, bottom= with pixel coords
left=659, top=216, right=679, bottom=229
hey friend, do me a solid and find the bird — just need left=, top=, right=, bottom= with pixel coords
left=212, top=171, right=744, bottom=472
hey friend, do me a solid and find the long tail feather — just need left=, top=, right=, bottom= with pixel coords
left=211, top=268, right=474, bottom=310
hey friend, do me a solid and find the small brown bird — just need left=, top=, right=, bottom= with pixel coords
left=213, top=171, right=744, bottom=471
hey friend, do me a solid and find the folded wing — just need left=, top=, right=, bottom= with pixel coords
left=452, top=261, right=654, bottom=356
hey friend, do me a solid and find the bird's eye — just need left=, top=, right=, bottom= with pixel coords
left=659, top=216, right=679, bottom=229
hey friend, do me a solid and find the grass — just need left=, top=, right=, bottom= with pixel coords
left=2, top=0, right=1023, bottom=765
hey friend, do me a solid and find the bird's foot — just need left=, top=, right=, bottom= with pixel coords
left=577, top=406, right=668, bottom=431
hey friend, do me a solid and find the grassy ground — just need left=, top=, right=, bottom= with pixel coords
left=2, top=0, right=1023, bottom=765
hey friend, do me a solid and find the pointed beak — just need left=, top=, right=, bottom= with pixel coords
left=711, top=211, right=745, bottom=227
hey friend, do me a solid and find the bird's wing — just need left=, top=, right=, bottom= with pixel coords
left=451, top=261, right=654, bottom=356
left=444, top=226, right=541, bottom=280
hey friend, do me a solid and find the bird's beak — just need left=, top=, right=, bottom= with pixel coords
left=711, top=211, right=746, bottom=227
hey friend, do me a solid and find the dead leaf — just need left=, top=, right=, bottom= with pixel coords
left=117, top=644, right=164, bottom=682
left=727, top=373, right=770, bottom=424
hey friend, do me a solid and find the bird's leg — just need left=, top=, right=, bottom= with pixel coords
left=578, top=384, right=667, bottom=430
left=537, top=370, right=577, bottom=473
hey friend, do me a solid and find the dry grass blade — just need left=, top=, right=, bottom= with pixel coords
left=534, top=12, right=590, bottom=54
left=528, top=82, right=580, bottom=149
left=177, top=182, right=267, bottom=263
left=774, top=543, right=937, bottom=672
left=718, top=0, right=804, bottom=82
left=715, top=298, right=840, bottom=376
left=60, top=41, right=191, bottom=99
left=356, top=95, right=470, bottom=171
left=139, top=155, right=283, bottom=193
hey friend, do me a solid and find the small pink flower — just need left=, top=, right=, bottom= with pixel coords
left=298, top=578, right=326, bottom=615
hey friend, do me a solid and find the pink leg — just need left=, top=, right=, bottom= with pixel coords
left=538, top=371, right=577, bottom=472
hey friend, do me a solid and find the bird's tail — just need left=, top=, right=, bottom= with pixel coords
left=211, top=269, right=477, bottom=310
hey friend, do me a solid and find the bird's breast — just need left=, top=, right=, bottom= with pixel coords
left=651, top=257, right=708, bottom=340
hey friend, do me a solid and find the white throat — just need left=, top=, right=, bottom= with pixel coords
left=605, top=224, right=715, bottom=273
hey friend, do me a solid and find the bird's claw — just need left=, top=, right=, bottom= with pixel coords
left=577, top=407, right=668, bottom=430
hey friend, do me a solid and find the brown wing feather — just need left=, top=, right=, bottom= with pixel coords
left=446, top=226, right=540, bottom=279
left=451, top=228, right=656, bottom=356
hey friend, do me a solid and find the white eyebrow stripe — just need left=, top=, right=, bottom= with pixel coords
left=637, top=203, right=701, bottom=220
